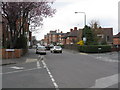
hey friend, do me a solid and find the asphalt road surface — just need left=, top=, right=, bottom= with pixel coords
left=2, top=49, right=119, bottom=89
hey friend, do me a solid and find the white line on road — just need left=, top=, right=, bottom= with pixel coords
left=1, top=68, right=40, bottom=75
left=90, top=74, right=119, bottom=88
left=79, top=53, right=88, bottom=55
left=10, top=66, right=24, bottom=70
left=42, top=60, right=59, bottom=90
left=26, top=59, right=37, bottom=63
left=37, top=61, right=41, bottom=68
left=96, top=57, right=119, bottom=63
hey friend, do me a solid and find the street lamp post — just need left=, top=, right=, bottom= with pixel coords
left=75, top=12, right=86, bottom=26
left=75, top=12, right=87, bottom=43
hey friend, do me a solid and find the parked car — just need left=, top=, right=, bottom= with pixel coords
left=36, top=46, right=46, bottom=55
left=45, top=45, right=54, bottom=50
left=32, top=45, right=37, bottom=49
left=50, top=46, right=62, bottom=53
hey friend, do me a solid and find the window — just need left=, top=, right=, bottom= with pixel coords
left=106, top=36, right=110, bottom=41
left=97, top=34, right=104, bottom=38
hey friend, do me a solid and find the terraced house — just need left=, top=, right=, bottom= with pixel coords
left=44, top=30, right=65, bottom=45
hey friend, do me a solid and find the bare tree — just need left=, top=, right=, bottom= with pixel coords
left=89, top=19, right=101, bottom=29
left=1, top=1, right=56, bottom=48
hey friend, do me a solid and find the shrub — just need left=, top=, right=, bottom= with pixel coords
left=78, top=45, right=111, bottom=53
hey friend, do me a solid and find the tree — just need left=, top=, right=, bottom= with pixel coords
left=2, top=1, right=56, bottom=48
left=89, top=19, right=101, bottom=29
left=82, top=25, right=98, bottom=45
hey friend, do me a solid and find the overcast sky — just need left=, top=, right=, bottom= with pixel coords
left=33, top=0, right=119, bottom=40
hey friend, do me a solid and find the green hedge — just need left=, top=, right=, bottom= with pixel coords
left=78, top=45, right=111, bottom=53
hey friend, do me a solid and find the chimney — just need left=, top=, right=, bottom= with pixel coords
left=74, top=27, right=77, bottom=31
left=70, top=29, right=73, bottom=32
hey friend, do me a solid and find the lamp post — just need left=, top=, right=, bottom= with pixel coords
left=75, top=12, right=87, bottom=43
left=75, top=12, right=86, bottom=26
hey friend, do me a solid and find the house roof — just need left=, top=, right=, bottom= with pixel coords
left=49, top=31, right=57, bottom=35
left=67, top=30, right=78, bottom=37
left=56, top=33, right=65, bottom=35
left=113, top=32, right=120, bottom=38
left=61, top=32, right=70, bottom=39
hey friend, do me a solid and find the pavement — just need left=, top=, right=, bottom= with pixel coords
left=0, top=49, right=38, bottom=66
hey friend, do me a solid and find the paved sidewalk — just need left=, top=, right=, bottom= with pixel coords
left=0, top=49, right=38, bottom=66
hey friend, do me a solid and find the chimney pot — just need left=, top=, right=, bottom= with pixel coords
left=70, top=29, right=73, bottom=32
left=74, top=27, right=77, bottom=30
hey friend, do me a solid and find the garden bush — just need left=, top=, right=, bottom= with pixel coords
left=78, top=45, right=111, bottom=53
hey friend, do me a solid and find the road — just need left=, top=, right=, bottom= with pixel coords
left=2, top=49, right=119, bottom=89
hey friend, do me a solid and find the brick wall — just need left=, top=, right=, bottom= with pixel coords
left=1, top=49, right=24, bottom=59
left=113, top=38, right=120, bottom=45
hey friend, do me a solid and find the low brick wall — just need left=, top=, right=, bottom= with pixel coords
left=1, top=49, right=24, bottom=59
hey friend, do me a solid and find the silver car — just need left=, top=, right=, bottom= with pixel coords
left=50, top=46, right=62, bottom=53
left=36, top=46, right=46, bottom=55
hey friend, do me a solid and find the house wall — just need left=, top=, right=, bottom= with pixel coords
left=113, top=38, right=120, bottom=45
left=93, top=28, right=113, bottom=44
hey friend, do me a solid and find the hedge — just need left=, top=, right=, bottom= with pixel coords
left=78, top=45, right=111, bottom=53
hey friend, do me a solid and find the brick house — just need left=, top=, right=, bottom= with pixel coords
left=44, top=35, right=47, bottom=46
left=43, top=25, right=113, bottom=46
left=56, top=31, right=65, bottom=45
left=92, top=24, right=113, bottom=45
left=61, top=27, right=80, bottom=45
left=2, top=15, right=11, bottom=48
left=1, top=15, right=32, bottom=48
left=44, top=30, right=65, bottom=45
left=48, top=31, right=57, bottom=45
left=113, top=32, right=120, bottom=48
left=61, top=32, right=70, bottom=45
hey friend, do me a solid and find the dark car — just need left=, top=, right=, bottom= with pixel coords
left=45, top=45, right=54, bottom=50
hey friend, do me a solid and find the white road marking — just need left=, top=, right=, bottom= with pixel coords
left=42, top=60, right=59, bottom=89
left=26, top=59, right=37, bottom=63
left=37, top=61, right=41, bottom=68
left=10, top=66, right=24, bottom=70
left=80, top=53, right=88, bottom=55
left=90, top=74, right=119, bottom=88
left=38, top=55, right=44, bottom=60
left=96, top=57, right=119, bottom=63
left=1, top=68, right=40, bottom=75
